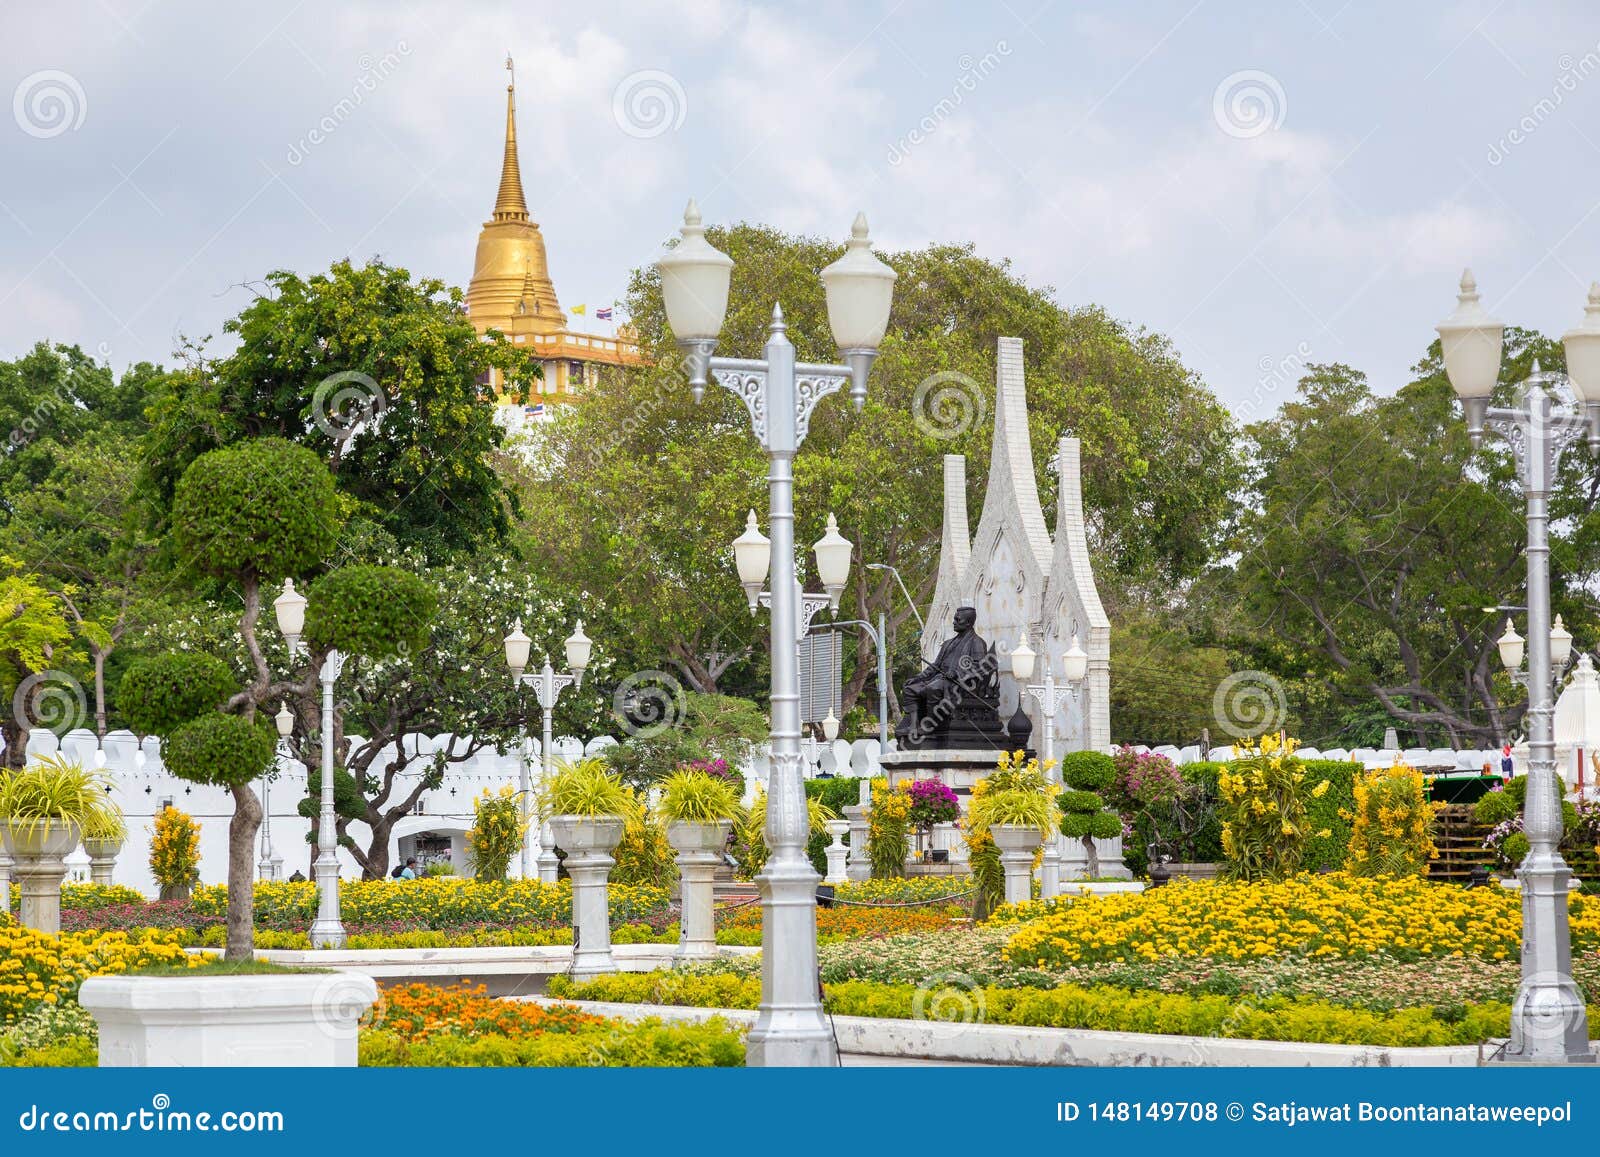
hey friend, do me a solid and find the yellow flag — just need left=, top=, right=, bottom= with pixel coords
left=571, top=304, right=586, bottom=315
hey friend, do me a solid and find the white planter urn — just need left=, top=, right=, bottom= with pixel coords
left=666, top=818, right=733, bottom=963
left=549, top=814, right=626, bottom=981
left=83, top=837, right=123, bottom=887
left=990, top=824, right=1045, bottom=906
left=823, top=819, right=850, bottom=884
left=1, top=819, right=80, bottom=934
left=842, top=804, right=871, bottom=881
left=81, top=972, right=378, bottom=1067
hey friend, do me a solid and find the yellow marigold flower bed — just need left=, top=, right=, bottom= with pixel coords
left=191, top=878, right=671, bottom=929
left=0, top=918, right=209, bottom=1025
left=1003, top=873, right=1600, bottom=967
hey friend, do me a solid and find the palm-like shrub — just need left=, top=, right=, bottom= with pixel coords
left=963, top=751, right=1059, bottom=918
left=658, top=770, right=742, bottom=823
left=541, top=758, right=629, bottom=817
left=735, top=788, right=834, bottom=877
left=612, top=787, right=676, bottom=888
left=0, top=755, right=121, bottom=838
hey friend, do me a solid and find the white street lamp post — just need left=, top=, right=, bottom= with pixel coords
left=659, top=201, right=893, bottom=1067
left=1009, top=632, right=1088, bottom=897
left=505, top=620, right=590, bottom=883
left=273, top=579, right=345, bottom=948
left=259, top=702, right=292, bottom=881
left=1437, top=270, right=1600, bottom=1063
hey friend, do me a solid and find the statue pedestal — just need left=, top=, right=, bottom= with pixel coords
left=879, top=748, right=1019, bottom=795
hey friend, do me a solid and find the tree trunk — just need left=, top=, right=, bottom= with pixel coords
left=1084, top=835, right=1100, bottom=881
left=227, top=782, right=262, bottom=961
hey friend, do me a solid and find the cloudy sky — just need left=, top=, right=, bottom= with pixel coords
left=6, top=0, right=1600, bottom=415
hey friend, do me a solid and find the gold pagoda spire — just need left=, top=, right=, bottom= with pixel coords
left=493, top=57, right=530, bottom=223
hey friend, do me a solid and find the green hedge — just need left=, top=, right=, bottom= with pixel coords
left=805, top=777, right=861, bottom=874
left=547, top=971, right=1545, bottom=1048
left=1302, top=760, right=1359, bottom=871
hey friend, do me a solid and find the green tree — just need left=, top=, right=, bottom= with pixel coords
left=1233, top=332, right=1596, bottom=745
left=142, top=260, right=542, bottom=559
left=121, top=438, right=344, bottom=959
left=518, top=225, right=1239, bottom=711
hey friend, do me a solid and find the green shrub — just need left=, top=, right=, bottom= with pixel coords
left=162, top=712, right=278, bottom=789
left=1301, top=760, right=1359, bottom=871
left=117, top=653, right=236, bottom=737
left=542, top=758, right=628, bottom=817
left=171, top=438, right=341, bottom=581
left=660, top=771, right=742, bottom=823
left=1058, top=751, right=1115, bottom=792
left=305, top=565, right=437, bottom=659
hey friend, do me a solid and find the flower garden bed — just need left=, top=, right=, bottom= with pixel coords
left=547, top=970, right=1543, bottom=1048
left=2, top=980, right=746, bottom=1068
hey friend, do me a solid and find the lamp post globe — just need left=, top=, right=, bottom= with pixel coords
left=1063, top=634, right=1089, bottom=683
left=1009, top=630, right=1036, bottom=681
left=273, top=579, right=307, bottom=654
left=565, top=620, right=592, bottom=686
left=1551, top=614, right=1573, bottom=669
left=657, top=199, right=734, bottom=401
left=1498, top=622, right=1525, bottom=671
left=819, top=213, right=897, bottom=409
left=812, top=513, right=852, bottom=610
left=1435, top=268, right=1505, bottom=442
left=274, top=702, right=293, bottom=739
left=1561, top=284, right=1600, bottom=456
left=504, top=620, right=532, bottom=681
left=733, top=510, right=772, bottom=612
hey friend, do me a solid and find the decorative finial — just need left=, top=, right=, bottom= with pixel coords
left=506, top=53, right=515, bottom=89
left=1459, top=268, right=1478, bottom=300
left=770, top=302, right=787, bottom=336
left=511, top=617, right=522, bottom=634
left=850, top=211, right=870, bottom=242
left=684, top=198, right=702, bottom=228
left=1588, top=281, right=1600, bottom=314
left=1533, top=357, right=1543, bottom=375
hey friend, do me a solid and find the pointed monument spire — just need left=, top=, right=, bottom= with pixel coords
left=494, top=57, right=530, bottom=223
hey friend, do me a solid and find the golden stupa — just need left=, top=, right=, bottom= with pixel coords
left=468, top=62, right=640, bottom=413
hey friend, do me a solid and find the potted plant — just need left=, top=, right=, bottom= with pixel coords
left=82, top=807, right=129, bottom=887
left=973, top=787, right=1057, bottom=906
left=0, top=754, right=121, bottom=933
left=542, top=758, right=629, bottom=980
left=905, top=778, right=961, bottom=862
left=658, top=768, right=742, bottom=962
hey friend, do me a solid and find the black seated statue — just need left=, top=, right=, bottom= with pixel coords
left=894, top=606, right=1009, bottom=750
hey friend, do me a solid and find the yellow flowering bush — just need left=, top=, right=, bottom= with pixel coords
left=148, top=806, right=201, bottom=898
left=1217, top=733, right=1330, bottom=881
left=1347, top=762, right=1439, bottom=876
left=1003, top=872, right=1600, bottom=967
left=964, top=751, right=1055, bottom=918
left=466, top=785, right=528, bottom=883
left=867, top=779, right=912, bottom=878
left=0, top=922, right=208, bottom=1025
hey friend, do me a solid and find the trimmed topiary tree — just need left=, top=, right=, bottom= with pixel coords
left=1057, top=750, right=1123, bottom=880
left=124, top=438, right=344, bottom=959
